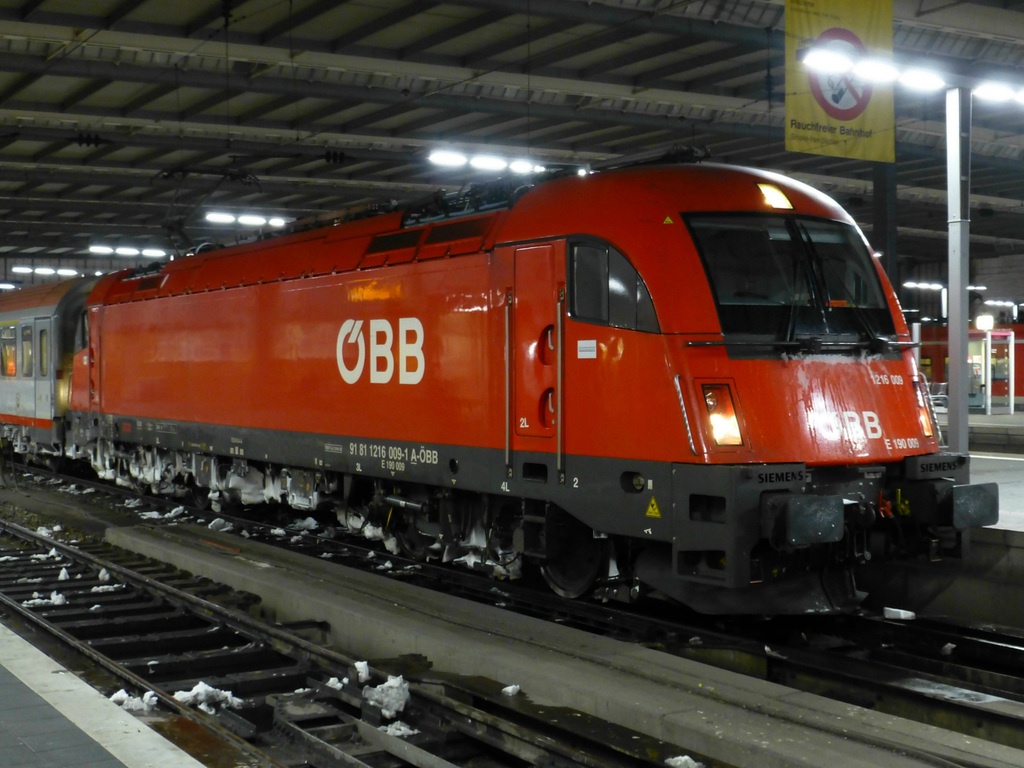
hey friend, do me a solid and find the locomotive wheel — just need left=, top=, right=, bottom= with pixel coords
left=541, top=508, right=604, bottom=599
left=394, top=518, right=435, bottom=560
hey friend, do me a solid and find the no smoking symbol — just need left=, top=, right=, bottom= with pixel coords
left=807, top=28, right=873, bottom=121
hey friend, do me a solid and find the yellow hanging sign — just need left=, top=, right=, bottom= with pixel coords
left=785, top=0, right=894, bottom=163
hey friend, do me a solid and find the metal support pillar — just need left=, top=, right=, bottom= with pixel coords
left=946, top=86, right=971, bottom=453
left=872, top=161, right=897, bottom=279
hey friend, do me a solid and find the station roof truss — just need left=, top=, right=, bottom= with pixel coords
left=1, top=0, right=1024, bottom=270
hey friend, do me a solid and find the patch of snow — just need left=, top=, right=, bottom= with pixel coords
left=325, top=677, right=348, bottom=690
left=165, top=507, right=185, bottom=519
left=665, top=757, right=704, bottom=768
left=22, top=591, right=66, bottom=607
left=208, top=518, right=233, bottom=532
left=363, top=675, right=409, bottom=719
left=15, top=577, right=42, bottom=584
left=380, top=721, right=419, bottom=738
left=139, top=511, right=162, bottom=520
left=58, top=567, right=70, bottom=581
left=110, top=689, right=158, bottom=712
left=501, top=684, right=520, bottom=696
left=454, top=552, right=481, bottom=568
left=98, top=568, right=111, bottom=582
left=91, top=584, right=124, bottom=593
left=355, top=661, right=371, bottom=683
left=270, top=527, right=287, bottom=537
left=290, top=516, right=319, bottom=531
left=36, top=526, right=53, bottom=536
left=173, top=681, right=243, bottom=714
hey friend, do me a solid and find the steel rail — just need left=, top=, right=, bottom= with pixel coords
left=0, top=518, right=697, bottom=768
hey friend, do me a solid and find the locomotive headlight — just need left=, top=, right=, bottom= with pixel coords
left=757, top=183, right=794, bottom=210
left=702, top=384, right=743, bottom=446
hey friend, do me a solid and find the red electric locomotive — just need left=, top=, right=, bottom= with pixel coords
left=0, top=163, right=998, bottom=614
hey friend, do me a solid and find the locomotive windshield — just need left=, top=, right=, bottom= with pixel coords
left=687, top=214, right=896, bottom=352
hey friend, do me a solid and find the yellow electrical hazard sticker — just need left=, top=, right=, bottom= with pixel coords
left=645, top=497, right=662, bottom=518
left=662, top=215, right=673, bottom=224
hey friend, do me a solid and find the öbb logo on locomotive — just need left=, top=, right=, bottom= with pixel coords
left=336, top=317, right=424, bottom=385
left=0, top=162, right=999, bottom=616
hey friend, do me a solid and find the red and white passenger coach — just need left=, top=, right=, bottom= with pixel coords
left=0, top=163, right=998, bottom=613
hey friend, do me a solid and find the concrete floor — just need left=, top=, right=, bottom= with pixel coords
left=972, top=453, right=1024, bottom=530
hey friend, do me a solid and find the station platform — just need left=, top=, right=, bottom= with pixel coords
left=0, top=622, right=206, bottom=768
left=944, top=410, right=1024, bottom=454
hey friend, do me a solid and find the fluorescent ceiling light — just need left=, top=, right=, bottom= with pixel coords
left=269, top=217, right=286, bottom=227
left=11, top=266, right=32, bottom=274
left=0, top=283, right=15, bottom=290
left=205, top=212, right=236, bottom=223
left=429, top=150, right=467, bottom=167
left=89, top=245, right=114, bottom=254
left=899, top=69, right=946, bottom=91
left=853, top=59, right=899, bottom=83
left=34, top=267, right=55, bottom=275
left=470, top=155, right=507, bottom=171
left=142, top=249, right=166, bottom=258
left=968, top=285, right=987, bottom=291
left=802, top=47, right=853, bottom=74
left=116, top=247, right=139, bottom=256
left=509, top=160, right=533, bottom=174
left=974, top=82, right=1015, bottom=102
left=238, top=215, right=267, bottom=226
left=57, top=268, right=77, bottom=276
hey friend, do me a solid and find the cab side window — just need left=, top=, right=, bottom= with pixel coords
left=0, top=328, right=14, bottom=377
left=21, top=326, right=32, bottom=377
left=570, top=241, right=659, bottom=332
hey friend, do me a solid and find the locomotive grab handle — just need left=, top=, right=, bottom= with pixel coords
left=504, top=291, right=512, bottom=471
left=557, top=289, right=564, bottom=481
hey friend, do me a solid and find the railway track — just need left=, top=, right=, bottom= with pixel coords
left=0, top=515, right=711, bottom=768
left=7, top=466, right=1024, bottom=759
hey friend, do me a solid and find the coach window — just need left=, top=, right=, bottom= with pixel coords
left=20, top=326, right=32, bottom=377
left=38, top=330, right=48, bottom=377
left=570, top=241, right=658, bottom=332
left=0, top=328, right=14, bottom=376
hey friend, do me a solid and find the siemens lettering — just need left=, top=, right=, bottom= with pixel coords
left=758, top=471, right=806, bottom=484
left=337, top=318, right=424, bottom=385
